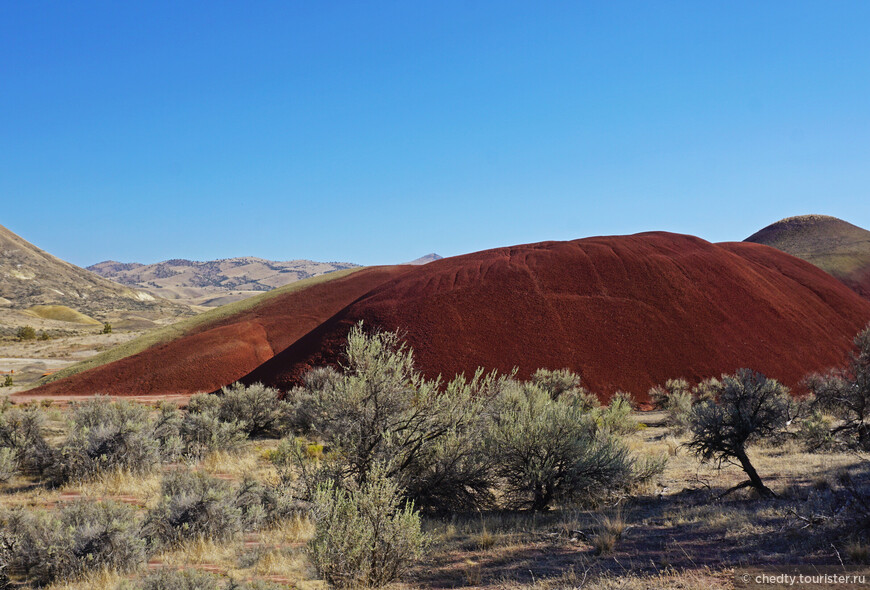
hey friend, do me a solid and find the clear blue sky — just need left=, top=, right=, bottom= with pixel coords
left=2, top=1, right=869, bottom=266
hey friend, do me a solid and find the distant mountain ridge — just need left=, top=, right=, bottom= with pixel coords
left=0, top=223, right=193, bottom=325
left=745, top=214, right=870, bottom=299
left=88, top=257, right=360, bottom=307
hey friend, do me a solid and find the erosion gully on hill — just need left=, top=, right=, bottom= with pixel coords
left=21, top=232, right=870, bottom=403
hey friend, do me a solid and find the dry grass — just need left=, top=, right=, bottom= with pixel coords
left=44, top=568, right=125, bottom=590
left=3, top=408, right=868, bottom=589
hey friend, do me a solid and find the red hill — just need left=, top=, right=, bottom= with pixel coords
left=24, top=266, right=411, bottom=399
left=239, top=232, right=870, bottom=399
left=26, top=232, right=870, bottom=401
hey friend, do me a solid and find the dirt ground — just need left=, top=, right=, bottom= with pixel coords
left=0, top=309, right=150, bottom=393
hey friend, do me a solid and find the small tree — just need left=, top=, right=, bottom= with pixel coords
left=686, top=369, right=791, bottom=498
left=3, top=375, right=12, bottom=387
left=806, top=322, right=870, bottom=450
left=16, top=326, right=36, bottom=341
left=101, top=322, right=113, bottom=334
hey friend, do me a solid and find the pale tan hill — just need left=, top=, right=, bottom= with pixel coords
left=0, top=223, right=194, bottom=326
left=405, top=253, right=443, bottom=265
left=745, top=214, right=870, bottom=299
left=88, top=257, right=360, bottom=306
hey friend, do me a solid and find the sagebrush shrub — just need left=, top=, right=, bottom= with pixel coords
left=3, top=500, right=144, bottom=586
left=486, top=381, right=634, bottom=510
left=16, top=326, right=36, bottom=341
left=234, top=477, right=298, bottom=530
left=186, top=392, right=222, bottom=416
left=123, top=568, right=220, bottom=590
left=649, top=378, right=695, bottom=434
left=309, top=467, right=425, bottom=589
left=0, top=406, right=54, bottom=475
left=142, top=470, right=242, bottom=550
left=597, top=392, right=638, bottom=435
left=180, top=404, right=246, bottom=460
left=797, top=410, right=838, bottom=452
left=217, top=382, right=292, bottom=438
left=48, top=397, right=160, bottom=484
left=288, top=324, right=495, bottom=512
left=152, top=401, right=184, bottom=461
left=122, top=568, right=282, bottom=590
left=0, top=447, right=17, bottom=483
left=531, top=368, right=600, bottom=410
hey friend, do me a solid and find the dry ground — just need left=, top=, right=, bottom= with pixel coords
left=2, top=408, right=868, bottom=590
left=0, top=314, right=151, bottom=394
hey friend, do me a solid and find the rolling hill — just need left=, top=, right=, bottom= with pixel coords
left=88, top=257, right=360, bottom=307
left=25, top=232, right=870, bottom=401
left=0, top=224, right=194, bottom=326
left=745, top=215, right=870, bottom=299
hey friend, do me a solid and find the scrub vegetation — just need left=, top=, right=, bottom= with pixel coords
left=0, top=322, right=868, bottom=589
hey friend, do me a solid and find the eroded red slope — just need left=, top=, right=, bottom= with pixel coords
left=25, top=266, right=412, bottom=398
left=28, top=233, right=870, bottom=401
left=239, top=233, right=870, bottom=399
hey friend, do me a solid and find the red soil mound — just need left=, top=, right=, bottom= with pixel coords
left=239, top=233, right=870, bottom=400
left=25, top=266, right=412, bottom=398
left=28, top=232, right=870, bottom=402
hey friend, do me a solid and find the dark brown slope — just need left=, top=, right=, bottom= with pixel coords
left=745, top=215, right=870, bottom=299
left=25, top=266, right=411, bottom=398
left=240, top=232, right=870, bottom=400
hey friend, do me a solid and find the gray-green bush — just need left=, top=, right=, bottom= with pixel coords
left=309, top=467, right=425, bottom=589
left=48, top=397, right=160, bottom=485
left=142, top=470, right=242, bottom=550
left=121, top=568, right=282, bottom=590
left=3, top=500, right=144, bottom=586
left=648, top=378, right=695, bottom=434
left=531, top=368, right=600, bottom=410
left=286, top=324, right=496, bottom=512
left=233, top=477, right=297, bottom=530
left=181, top=396, right=247, bottom=459
left=217, top=382, right=292, bottom=438
left=597, top=391, right=638, bottom=435
left=486, top=381, right=635, bottom=511
left=0, top=448, right=16, bottom=483
left=0, top=406, right=53, bottom=475
left=797, top=409, right=838, bottom=452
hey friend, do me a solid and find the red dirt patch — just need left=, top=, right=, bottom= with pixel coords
left=239, top=233, right=870, bottom=400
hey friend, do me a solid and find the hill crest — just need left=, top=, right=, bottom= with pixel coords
left=0, top=224, right=192, bottom=325
left=745, top=214, right=870, bottom=299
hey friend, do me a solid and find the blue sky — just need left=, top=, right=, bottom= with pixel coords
left=2, top=1, right=869, bottom=266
